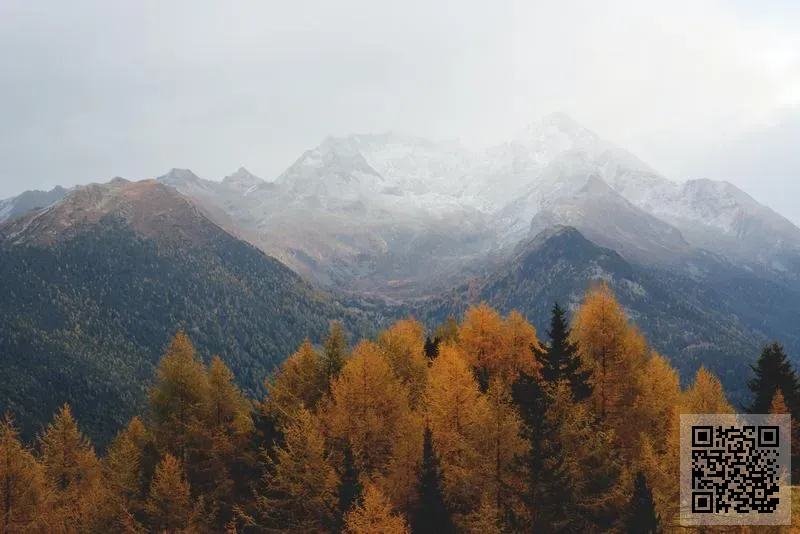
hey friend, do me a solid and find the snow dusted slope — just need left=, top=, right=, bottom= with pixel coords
left=644, top=179, right=800, bottom=269
left=0, top=186, right=70, bottom=224
left=150, top=111, right=800, bottom=296
left=221, top=167, right=266, bottom=196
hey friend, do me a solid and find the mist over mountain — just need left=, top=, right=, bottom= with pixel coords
left=2, top=112, right=799, bottom=420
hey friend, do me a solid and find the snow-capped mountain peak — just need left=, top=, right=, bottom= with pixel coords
left=222, top=167, right=265, bottom=195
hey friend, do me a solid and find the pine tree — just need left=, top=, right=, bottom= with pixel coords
left=535, top=302, right=592, bottom=401
left=511, top=366, right=552, bottom=528
left=0, top=415, right=47, bottom=533
left=424, top=336, right=440, bottom=361
left=626, top=471, right=661, bottom=534
left=747, top=342, right=800, bottom=415
left=145, top=453, right=194, bottom=533
left=537, top=382, right=627, bottom=532
left=412, top=427, right=455, bottom=534
left=333, top=441, right=364, bottom=533
left=324, top=320, right=350, bottom=383
left=344, top=484, right=409, bottom=534
left=464, top=494, right=503, bottom=534
left=433, top=316, right=459, bottom=345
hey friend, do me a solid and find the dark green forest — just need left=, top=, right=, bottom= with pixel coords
left=0, top=215, right=378, bottom=446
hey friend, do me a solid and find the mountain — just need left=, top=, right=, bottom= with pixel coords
left=159, top=153, right=501, bottom=297
left=153, top=113, right=800, bottom=300
left=413, top=226, right=800, bottom=406
left=4, top=112, right=798, bottom=420
left=0, top=185, right=70, bottom=223
left=640, top=178, right=800, bottom=274
left=0, top=178, right=378, bottom=446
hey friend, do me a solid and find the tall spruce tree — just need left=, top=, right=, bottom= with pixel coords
left=746, top=342, right=800, bottom=415
left=324, top=321, right=350, bottom=383
left=412, top=427, right=454, bottom=534
left=333, top=441, right=364, bottom=533
left=626, top=471, right=661, bottom=534
left=535, top=302, right=592, bottom=402
left=424, top=336, right=440, bottom=361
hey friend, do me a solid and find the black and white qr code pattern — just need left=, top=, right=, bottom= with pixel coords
left=691, top=425, right=782, bottom=514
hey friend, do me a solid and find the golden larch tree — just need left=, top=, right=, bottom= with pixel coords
left=633, top=352, right=681, bottom=454
left=768, top=390, right=800, bottom=476
left=322, top=340, right=413, bottom=478
left=473, top=378, right=529, bottom=525
left=38, top=403, right=108, bottom=533
left=570, top=283, right=648, bottom=445
left=423, top=341, right=489, bottom=522
left=502, top=309, right=543, bottom=384
left=380, top=410, right=424, bottom=519
left=681, top=366, right=735, bottom=414
left=148, top=330, right=211, bottom=459
left=103, top=416, right=151, bottom=522
left=145, top=453, right=194, bottom=533
left=264, top=339, right=327, bottom=424
left=199, top=355, right=256, bottom=528
left=464, top=493, right=504, bottom=534
left=344, top=484, right=410, bottom=534
left=457, top=303, right=508, bottom=383
left=0, top=415, right=48, bottom=534
left=260, top=407, right=338, bottom=533
left=377, top=317, right=429, bottom=408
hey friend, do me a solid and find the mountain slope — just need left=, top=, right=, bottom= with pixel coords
left=0, top=185, right=70, bottom=223
left=414, top=226, right=800, bottom=405
left=0, top=179, right=377, bottom=446
left=155, top=113, right=800, bottom=300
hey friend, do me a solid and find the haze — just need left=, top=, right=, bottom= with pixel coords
left=0, top=0, right=798, bottom=223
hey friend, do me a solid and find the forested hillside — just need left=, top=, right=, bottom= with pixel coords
left=2, top=284, right=797, bottom=533
left=0, top=181, right=379, bottom=446
left=414, top=226, right=800, bottom=406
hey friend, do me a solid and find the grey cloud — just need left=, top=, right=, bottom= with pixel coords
left=0, top=0, right=798, bottom=224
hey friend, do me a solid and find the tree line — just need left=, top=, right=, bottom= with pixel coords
left=1, top=282, right=798, bottom=533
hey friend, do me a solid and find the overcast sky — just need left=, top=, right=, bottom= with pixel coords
left=0, top=0, right=798, bottom=222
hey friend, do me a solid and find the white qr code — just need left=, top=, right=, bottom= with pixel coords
left=680, top=414, right=791, bottom=526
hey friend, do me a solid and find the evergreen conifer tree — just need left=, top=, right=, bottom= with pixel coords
left=747, top=342, right=800, bottom=415
left=626, top=471, right=661, bottom=534
left=535, top=302, right=592, bottom=401
left=424, top=336, right=440, bottom=361
left=412, top=427, right=455, bottom=534
left=324, top=321, right=350, bottom=383
left=334, top=441, right=364, bottom=533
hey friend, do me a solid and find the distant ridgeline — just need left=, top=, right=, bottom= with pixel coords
left=1, top=287, right=797, bottom=533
